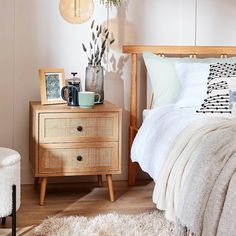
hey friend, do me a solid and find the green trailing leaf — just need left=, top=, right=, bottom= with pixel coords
left=100, top=0, right=121, bottom=7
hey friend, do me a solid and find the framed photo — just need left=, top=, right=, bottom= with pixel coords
left=39, top=68, right=66, bottom=105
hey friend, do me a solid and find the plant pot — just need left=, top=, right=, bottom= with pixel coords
left=85, top=65, right=104, bottom=104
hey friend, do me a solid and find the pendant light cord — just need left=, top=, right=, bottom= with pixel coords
left=194, top=0, right=198, bottom=46
left=74, top=0, right=77, bottom=17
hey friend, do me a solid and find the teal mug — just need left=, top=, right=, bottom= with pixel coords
left=79, top=91, right=101, bottom=108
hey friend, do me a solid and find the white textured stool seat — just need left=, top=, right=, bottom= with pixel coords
left=0, top=147, right=21, bottom=217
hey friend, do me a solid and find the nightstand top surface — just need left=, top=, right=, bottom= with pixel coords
left=30, top=101, right=122, bottom=113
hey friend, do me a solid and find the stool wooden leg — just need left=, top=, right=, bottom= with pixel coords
left=12, top=185, right=16, bottom=236
left=97, top=175, right=102, bottom=187
left=39, top=177, right=47, bottom=206
left=106, top=174, right=114, bottom=202
left=1, top=217, right=6, bottom=225
left=34, top=177, right=39, bottom=190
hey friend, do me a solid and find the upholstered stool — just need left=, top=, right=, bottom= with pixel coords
left=0, top=147, right=21, bottom=236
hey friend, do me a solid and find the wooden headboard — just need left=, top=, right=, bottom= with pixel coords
left=122, top=45, right=236, bottom=186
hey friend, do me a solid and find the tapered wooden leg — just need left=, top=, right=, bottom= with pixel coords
left=106, top=174, right=114, bottom=202
left=97, top=175, right=102, bottom=187
left=34, top=177, right=39, bottom=190
left=39, top=177, right=47, bottom=206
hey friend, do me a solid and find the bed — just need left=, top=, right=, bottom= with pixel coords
left=123, top=45, right=236, bottom=235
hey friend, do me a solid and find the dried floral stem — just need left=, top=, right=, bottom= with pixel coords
left=82, top=20, right=115, bottom=67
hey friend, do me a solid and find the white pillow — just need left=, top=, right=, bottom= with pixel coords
left=174, top=62, right=210, bottom=109
left=197, top=63, right=236, bottom=114
left=143, top=53, right=236, bottom=108
left=143, top=53, right=182, bottom=107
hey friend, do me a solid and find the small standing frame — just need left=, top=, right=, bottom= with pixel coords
left=39, top=68, right=66, bottom=105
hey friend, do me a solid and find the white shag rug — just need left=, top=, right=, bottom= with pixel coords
left=35, top=211, right=174, bottom=236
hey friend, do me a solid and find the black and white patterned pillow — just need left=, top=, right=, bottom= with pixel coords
left=197, top=63, right=236, bottom=114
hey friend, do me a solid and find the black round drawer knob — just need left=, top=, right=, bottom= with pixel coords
left=77, top=126, right=83, bottom=132
left=77, top=156, right=83, bottom=161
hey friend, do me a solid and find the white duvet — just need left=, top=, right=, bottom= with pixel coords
left=132, top=105, right=235, bottom=181
left=132, top=105, right=206, bottom=181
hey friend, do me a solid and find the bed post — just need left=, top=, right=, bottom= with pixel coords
left=129, top=53, right=138, bottom=186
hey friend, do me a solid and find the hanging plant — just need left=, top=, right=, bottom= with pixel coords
left=100, top=0, right=122, bottom=7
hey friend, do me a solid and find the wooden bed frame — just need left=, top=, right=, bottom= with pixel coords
left=122, top=45, right=236, bottom=186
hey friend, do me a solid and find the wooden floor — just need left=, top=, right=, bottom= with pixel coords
left=0, top=180, right=155, bottom=236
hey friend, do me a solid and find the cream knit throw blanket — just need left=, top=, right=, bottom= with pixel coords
left=175, top=119, right=236, bottom=236
left=154, top=117, right=236, bottom=236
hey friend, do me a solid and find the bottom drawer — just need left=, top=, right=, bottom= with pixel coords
left=39, top=142, right=119, bottom=174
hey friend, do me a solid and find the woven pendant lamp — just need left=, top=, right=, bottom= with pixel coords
left=59, top=0, right=94, bottom=24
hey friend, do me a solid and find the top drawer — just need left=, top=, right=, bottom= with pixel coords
left=39, top=112, right=119, bottom=143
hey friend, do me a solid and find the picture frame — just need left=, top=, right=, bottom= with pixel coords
left=39, top=68, right=66, bottom=105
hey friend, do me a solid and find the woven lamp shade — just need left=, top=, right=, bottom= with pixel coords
left=59, top=0, right=94, bottom=24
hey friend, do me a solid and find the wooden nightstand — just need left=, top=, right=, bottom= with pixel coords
left=29, top=101, right=122, bottom=205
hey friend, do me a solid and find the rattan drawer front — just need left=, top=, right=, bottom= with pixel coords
left=39, top=112, right=119, bottom=143
left=39, top=143, right=119, bottom=174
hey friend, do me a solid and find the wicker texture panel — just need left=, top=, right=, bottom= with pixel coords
left=39, top=144, right=118, bottom=173
left=40, top=113, right=119, bottom=143
left=45, top=117, right=113, bottom=137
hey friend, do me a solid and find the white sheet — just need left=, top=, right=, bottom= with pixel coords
left=142, top=109, right=151, bottom=120
left=132, top=105, right=201, bottom=181
left=131, top=104, right=233, bottom=182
